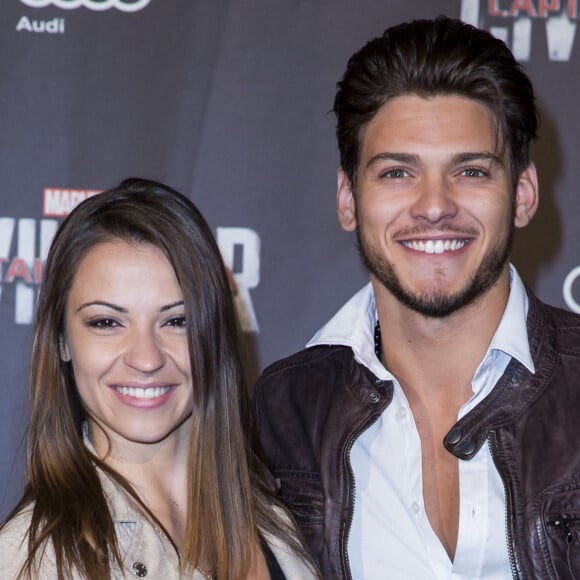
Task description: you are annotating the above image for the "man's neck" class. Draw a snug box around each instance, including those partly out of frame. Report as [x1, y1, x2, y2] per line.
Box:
[372, 271, 511, 560]
[372, 272, 510, 406]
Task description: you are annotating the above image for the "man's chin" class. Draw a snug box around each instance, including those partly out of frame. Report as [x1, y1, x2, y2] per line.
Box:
[398, 292, 469, 318]
[386, 275, 501, 318]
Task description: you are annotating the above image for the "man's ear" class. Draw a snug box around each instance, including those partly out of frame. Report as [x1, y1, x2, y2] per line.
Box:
[337, 168, 356, 232]
[514, 162, 539, 228]
[60, 336, 71, 362]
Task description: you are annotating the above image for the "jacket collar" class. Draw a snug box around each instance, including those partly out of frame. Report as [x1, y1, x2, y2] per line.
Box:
[445, 290, 557, 459]
[82, 425, 148, 559]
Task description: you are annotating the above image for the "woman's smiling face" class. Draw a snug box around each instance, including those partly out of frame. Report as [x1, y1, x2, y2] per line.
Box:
[62, 239, 193, 454]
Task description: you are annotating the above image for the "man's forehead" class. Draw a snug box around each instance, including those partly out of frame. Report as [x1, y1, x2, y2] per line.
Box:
[359, 94, 504, 161]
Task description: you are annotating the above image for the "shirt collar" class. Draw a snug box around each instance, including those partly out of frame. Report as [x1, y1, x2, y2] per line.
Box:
[307, 264, 534, 377]
[478, 264, 535, 374]
[307, 282, 389, 380]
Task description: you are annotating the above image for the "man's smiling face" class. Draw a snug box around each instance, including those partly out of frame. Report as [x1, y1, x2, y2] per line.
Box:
[337, 94, 534, 318]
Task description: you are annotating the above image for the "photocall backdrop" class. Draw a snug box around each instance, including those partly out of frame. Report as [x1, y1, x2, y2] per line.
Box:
[1, 0, 579, 515]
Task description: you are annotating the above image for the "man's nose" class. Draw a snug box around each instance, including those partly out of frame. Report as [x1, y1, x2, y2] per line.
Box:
[410, 174, 458, 224]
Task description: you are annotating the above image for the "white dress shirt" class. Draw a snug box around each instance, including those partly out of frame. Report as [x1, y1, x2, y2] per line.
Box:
[307, 265, 535, 579]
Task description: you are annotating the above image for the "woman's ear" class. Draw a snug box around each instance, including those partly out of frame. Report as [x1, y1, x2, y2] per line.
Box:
[60, 336, 71, 362]
[514, 162, 539, 228]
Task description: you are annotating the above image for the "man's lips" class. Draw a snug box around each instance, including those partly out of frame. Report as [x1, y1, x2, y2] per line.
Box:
[400, 238, 472, 254]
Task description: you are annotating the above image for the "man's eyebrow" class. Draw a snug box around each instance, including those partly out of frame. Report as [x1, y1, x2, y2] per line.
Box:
[365, 152, 421, 169]
[365, 151, 505, 170]
[451, 152, 505, 166]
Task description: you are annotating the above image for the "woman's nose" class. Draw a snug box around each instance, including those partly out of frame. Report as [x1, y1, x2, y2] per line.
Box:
[123, 328, 166, 373]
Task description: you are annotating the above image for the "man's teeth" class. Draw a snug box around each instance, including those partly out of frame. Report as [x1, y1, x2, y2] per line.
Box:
[403, 239, 467, 254]
[115, 386, 171, 399]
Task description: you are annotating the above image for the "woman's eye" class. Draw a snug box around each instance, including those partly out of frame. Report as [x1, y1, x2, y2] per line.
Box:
[88, 318, 119, 329]
[165, 316, 187, 328]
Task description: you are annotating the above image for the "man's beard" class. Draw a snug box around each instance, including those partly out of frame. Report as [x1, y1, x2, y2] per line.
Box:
[356, 224, 514, 318]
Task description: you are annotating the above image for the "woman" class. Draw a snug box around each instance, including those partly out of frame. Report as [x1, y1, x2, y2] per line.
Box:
[0, 178, 318, 580]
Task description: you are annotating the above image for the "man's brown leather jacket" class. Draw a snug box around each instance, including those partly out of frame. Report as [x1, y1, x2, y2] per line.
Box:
[254, 292, 580, 579]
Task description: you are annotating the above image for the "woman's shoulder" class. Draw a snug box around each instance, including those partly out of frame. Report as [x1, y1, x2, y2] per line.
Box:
[0, 505, 34, 544]
[0, 506, 36, 577]
[262, 532, 318, 580]
[0, 505, 63, 579]
[261, 505, 319, 580]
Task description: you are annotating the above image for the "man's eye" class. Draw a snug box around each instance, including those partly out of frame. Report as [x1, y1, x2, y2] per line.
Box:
[381, 168, 408, 178]
[165, 316, 187, 328]
[461, 167, 487, 178]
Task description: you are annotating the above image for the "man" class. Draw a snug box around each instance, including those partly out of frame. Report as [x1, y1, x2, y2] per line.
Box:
[253, 16, 580, 580]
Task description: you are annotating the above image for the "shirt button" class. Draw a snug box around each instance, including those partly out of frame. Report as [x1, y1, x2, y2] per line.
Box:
[411, 502, 420, 514]
[132, 562, 147, 577]
[397, 407, 407, 419]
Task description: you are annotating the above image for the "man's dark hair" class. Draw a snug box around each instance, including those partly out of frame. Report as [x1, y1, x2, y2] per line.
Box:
[333, 16, 538, 190]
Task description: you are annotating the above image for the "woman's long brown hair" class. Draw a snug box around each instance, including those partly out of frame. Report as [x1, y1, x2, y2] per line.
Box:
[0, 179, 316, 579]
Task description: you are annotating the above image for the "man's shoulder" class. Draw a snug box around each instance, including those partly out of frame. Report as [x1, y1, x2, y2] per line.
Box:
[254, 343, 387, 421]
[254, 345, 362, 413]
[533, 295, 580, 354]
[549, 305, 580, 360]
[544, 300, 580, 325]
[256, 344, 353, 392]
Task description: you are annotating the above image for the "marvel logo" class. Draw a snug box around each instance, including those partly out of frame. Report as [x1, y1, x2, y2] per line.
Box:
[43, 189, 101, 217]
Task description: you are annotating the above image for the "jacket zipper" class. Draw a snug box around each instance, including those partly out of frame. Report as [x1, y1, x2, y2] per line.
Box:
[341, 407, 384, 580]
[488, 432, 518, 580]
